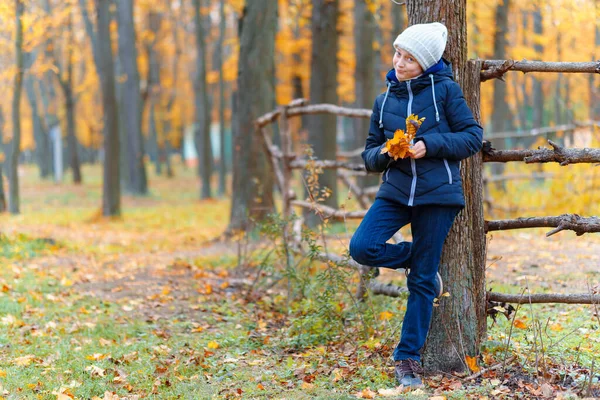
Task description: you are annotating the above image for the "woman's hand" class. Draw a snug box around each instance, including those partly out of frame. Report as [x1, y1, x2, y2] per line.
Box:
[409, 141, 426, 159]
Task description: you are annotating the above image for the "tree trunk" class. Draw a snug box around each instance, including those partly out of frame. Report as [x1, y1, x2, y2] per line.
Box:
[95, 0, 121, 216]
[489, 0, 510, 187]
[353, 0, 378, 189]
[407, 0, 486, 373]
[25, 76, 51, 179]
[117, 0, 148, 195]
[305, 0, 339, 226]
[228, 1, 277, 232]
[217, 0, 227, 196]
[9, 0, 25, 215]
[64, 11, 82, 184]
[0, 108, 6, 212]
[145, 10, 163, 176]
[193, 0, 213, 199]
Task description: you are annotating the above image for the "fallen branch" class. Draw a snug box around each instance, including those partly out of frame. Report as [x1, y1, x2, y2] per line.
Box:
[290, 200, 367, 220]
[465, 356, 517, 381]
[483, 140, 600, 165]
[290, 159, 369, 172]
[485, 214, 600, 236]
[487, 291, 600, 305]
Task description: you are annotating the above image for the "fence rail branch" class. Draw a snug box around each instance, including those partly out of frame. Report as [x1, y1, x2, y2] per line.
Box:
[290, 159, 370, 172]
[483, 140, 600, 165]
[485, 214, 600, 236]
[481, 60, 600, 82]
[291, 200, 367, 220]
[487, 291, 600, 305]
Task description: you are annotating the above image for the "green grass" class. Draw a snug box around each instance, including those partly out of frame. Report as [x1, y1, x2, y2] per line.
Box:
[0, 163, 598, 399]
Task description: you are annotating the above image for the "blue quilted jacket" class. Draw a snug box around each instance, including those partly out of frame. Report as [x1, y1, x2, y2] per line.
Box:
[362, 59, 483, 207]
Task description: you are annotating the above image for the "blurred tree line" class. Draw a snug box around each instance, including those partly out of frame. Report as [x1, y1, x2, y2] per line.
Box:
[0, 0, 598, 228]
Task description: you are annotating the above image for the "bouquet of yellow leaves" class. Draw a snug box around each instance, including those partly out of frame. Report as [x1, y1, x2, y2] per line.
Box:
[380, 115, 426, 160]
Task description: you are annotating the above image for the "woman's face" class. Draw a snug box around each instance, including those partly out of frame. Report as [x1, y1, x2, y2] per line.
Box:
[393, 48, 423, 81]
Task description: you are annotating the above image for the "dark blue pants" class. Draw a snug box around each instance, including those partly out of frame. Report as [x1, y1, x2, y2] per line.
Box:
[349, 198, 460, 362]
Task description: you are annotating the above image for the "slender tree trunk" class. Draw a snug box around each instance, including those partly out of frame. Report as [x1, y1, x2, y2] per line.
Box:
[0, 108, 6, 212]
[228, 1, 277, 231]
[407, 0, 486, 373]
[9, 0, 25, 215]
[305, 0, 339, 226]
[95, 0, 120, 216]
[193, 0, 213, 199]
[25, 76, 51, 179]
[217, 0, 227, 196]
[591, 0, 600, 121]
[353, 0, 378, 188]
[489, 0, 510, 187]
[64, 11, 82, 184]
[117, 0, 147, 195]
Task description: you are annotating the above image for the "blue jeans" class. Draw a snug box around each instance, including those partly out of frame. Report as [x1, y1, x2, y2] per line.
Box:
[349, 198, 460, 362]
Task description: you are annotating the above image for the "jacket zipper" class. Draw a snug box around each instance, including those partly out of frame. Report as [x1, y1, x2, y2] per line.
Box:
[407, 80, 417, 207]
[443, 158, 452, 184]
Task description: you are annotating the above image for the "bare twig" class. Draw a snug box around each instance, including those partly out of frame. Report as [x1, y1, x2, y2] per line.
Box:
[466, 355, 517, 381]
[488, 291, 600, 305]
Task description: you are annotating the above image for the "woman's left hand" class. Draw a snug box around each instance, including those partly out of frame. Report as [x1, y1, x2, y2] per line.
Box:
[410, 141, 426, 159]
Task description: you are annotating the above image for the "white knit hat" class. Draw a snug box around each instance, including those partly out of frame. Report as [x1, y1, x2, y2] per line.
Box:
[393, 22, 448, 71]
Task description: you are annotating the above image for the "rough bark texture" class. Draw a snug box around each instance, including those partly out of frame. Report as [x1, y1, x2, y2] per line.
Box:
[193, 0, 213, 199]
[9, 0, 24, 214]
[117, 0, 148, 195]
[489, 0, 510, 186]
[228, 1, 277, 232]
[305, 0, 339, 226]
[95, 0, 121, 216]
[407, 0, 486, 373]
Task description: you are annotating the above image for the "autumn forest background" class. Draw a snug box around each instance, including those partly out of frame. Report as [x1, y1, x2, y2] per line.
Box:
[0, 0, 599, 399]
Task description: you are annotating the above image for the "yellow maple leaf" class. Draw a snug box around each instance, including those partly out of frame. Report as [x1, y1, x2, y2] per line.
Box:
[379, 311, 393, 321]
[513, 319, 528, 329]
[465, 355, 480, 373]
[207, 341, 219, 349]
[380, 114, 425, 160]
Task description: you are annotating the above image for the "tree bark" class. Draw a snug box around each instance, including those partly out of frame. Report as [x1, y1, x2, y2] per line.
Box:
[8, 0, 25, 214]
[193, 0, 213, 199]
[407, 0, 486, 373]
[305, 0, 339, 226]
[95, 0, 121, 216]
[117, 0, 148, 195]
[228, 1, 277, 232]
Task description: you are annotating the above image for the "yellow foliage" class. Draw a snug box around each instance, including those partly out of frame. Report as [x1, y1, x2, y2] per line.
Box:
[380, 115, 425, 160]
